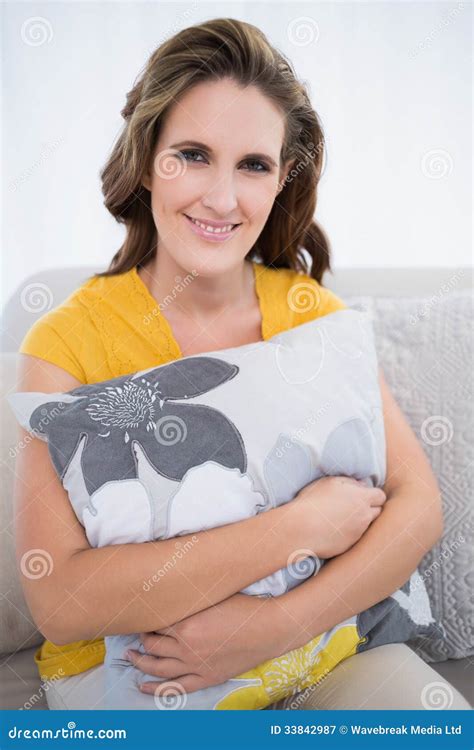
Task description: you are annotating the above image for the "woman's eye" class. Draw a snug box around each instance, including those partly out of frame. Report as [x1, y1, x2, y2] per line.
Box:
[242, 159, 270, 173]
[177, 149, 205, 163]
[177, 150, 269, 173]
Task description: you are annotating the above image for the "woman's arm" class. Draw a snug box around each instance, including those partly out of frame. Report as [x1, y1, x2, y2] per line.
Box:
[130, 368, 444, 694]
[15, 453, 310, 646]
[14, 355, 324, 645]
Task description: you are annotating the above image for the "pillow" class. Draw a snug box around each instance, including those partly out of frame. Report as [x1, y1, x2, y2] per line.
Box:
[8, 309, 442, 710]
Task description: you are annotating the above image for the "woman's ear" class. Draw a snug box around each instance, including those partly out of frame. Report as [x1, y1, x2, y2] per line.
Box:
[141, 169, 152, 191]
[141, 152, 154, 191]
[277, 158, 295, 193]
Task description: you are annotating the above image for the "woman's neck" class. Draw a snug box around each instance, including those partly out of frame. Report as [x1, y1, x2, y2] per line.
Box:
[138, 252, 256, 322]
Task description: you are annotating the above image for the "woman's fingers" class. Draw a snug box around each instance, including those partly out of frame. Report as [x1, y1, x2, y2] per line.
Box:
[153, 625, 179, 637]
[126, 651, 188, 678]
[139, 632, 179, 657]
[337, 477, 387, 505]
[368, 488, 387, 507]
[370, 505, 382, 520]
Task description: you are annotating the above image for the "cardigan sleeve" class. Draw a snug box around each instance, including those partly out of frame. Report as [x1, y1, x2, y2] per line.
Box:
[19, 307, 87, 383]
[285, 271, 348, 327]
[315, 283, 348, 316]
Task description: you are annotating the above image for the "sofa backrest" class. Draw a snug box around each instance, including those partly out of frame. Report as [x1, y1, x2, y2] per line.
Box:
[1, 266, 472, 353]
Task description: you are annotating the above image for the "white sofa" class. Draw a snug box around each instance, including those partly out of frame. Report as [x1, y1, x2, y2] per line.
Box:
[1, 265, 472, 710]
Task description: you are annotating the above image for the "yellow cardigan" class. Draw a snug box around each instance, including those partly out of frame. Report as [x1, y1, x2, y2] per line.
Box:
[19, 261, 347, 682]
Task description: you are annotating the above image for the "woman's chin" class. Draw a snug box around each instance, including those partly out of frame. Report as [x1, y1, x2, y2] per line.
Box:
[175, 248, 245, 277]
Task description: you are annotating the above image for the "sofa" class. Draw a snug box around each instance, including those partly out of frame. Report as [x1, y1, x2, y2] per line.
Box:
[1, 265, 472, 710]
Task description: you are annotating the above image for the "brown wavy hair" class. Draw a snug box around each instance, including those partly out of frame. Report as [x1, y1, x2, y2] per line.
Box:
[96, 17, 334, 283]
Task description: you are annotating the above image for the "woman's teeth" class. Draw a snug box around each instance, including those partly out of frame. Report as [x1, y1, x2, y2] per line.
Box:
[188, 217, 235, 234]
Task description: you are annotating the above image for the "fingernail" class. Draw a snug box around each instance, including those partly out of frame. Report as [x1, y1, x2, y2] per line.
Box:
[125, 650, 133, 660]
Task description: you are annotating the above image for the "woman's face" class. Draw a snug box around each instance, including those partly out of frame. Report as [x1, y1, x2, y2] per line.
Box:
[142, 77, 293, 278]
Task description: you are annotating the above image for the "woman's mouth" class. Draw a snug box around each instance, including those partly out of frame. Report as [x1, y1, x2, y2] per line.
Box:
[183, 214, 241, 242]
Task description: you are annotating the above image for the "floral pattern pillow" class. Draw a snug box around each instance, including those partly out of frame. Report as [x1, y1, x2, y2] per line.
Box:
[8, 309, 442, 710]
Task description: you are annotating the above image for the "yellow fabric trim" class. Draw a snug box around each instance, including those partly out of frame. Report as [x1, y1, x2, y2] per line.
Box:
[35, 638, 106, 681]
[215, 625, 363, 710]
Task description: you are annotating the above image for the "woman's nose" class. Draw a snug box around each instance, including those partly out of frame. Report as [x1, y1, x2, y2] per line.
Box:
[201, 171, 239, 216]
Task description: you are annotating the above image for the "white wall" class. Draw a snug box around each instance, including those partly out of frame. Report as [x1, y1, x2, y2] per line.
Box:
[2, 1, 471, 306]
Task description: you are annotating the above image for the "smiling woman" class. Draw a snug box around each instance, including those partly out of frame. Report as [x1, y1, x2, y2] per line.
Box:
[133, 75, 298, 297]
[14, 16, 468, 712]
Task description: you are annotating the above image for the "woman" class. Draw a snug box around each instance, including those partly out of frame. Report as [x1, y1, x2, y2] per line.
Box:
[14, 18, 469, 710]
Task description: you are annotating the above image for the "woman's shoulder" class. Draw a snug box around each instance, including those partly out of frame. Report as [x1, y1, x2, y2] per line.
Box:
[255, 262, 348, 330]
[18, 269, 136, 381]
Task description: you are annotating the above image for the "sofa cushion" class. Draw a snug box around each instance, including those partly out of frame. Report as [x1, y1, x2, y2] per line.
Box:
[0, 354, 44, 656]
[348, 291, 473, 661]
[0, 646, 48, 709]
[0, 646, 471, 710]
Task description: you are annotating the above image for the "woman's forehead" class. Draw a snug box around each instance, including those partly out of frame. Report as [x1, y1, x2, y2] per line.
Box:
[159, 79, 286, 153]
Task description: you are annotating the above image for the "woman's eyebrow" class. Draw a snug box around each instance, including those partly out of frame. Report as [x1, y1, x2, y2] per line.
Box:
[169, 140, 278, 168]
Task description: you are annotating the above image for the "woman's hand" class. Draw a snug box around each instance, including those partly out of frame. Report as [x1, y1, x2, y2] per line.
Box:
[125, 478, 386, 694]
[293, 476, 387, 558]
[125, 593, 291, 695]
